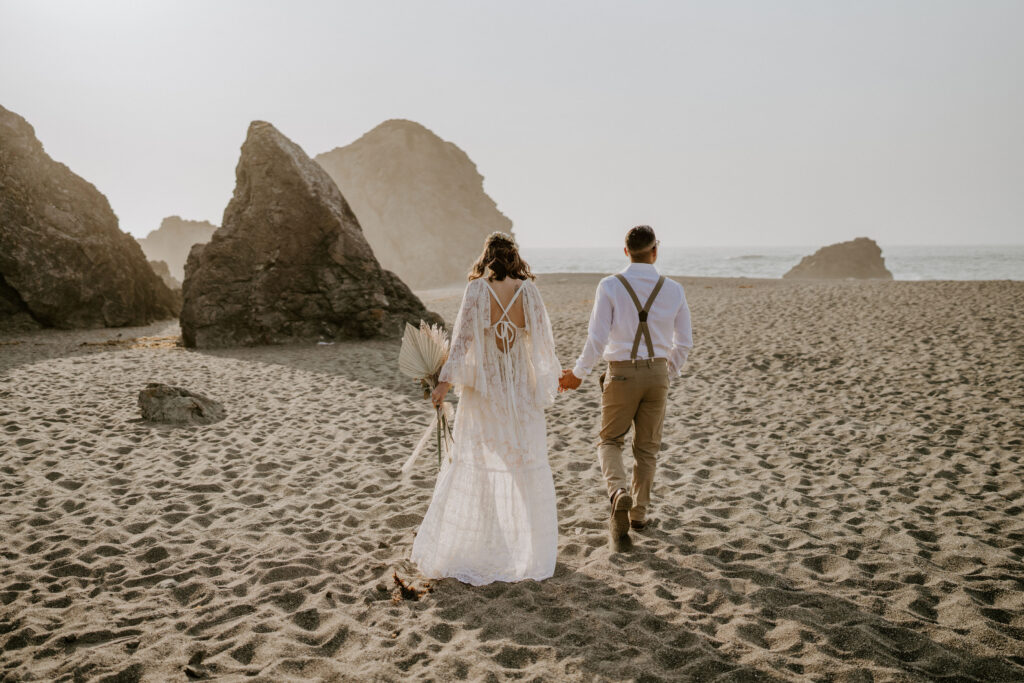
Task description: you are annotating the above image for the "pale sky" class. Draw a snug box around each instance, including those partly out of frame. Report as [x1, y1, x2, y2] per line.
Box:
[1, 0, 1021, 247]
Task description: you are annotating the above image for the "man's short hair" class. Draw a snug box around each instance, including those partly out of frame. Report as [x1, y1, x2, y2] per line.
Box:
[626, 225, 657, 253]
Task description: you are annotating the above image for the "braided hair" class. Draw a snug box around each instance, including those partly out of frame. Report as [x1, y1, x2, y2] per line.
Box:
[467, 232, 536, 282]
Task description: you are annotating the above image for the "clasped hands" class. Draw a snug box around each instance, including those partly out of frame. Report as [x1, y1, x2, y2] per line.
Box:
[557, 369, 582, 393]
[433, 371, 580, 403]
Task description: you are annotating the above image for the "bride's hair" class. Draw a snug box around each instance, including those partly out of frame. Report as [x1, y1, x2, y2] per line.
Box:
[468, 232, 535, 282]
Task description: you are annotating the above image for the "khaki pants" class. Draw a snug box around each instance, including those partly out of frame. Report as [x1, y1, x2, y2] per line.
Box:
[598, 358, 670, 523]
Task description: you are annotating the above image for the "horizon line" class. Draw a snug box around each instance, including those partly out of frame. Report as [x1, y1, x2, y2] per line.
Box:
[518, 242, 1024, 250]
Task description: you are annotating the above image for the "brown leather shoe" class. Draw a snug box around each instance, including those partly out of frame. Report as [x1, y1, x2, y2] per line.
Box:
[630, 519, 647, 531]
[609, 488, 632, 539]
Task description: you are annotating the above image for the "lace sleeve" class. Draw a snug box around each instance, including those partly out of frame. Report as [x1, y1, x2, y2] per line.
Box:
[439, 280, 487, 395]
[523, 280, 561, 408]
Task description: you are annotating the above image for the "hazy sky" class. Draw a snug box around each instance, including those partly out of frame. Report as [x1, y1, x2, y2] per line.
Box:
[1, 0, 1021, 247]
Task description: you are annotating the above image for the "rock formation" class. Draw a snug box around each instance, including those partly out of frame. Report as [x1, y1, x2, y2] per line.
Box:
[0, 273, 38, 330]
[137, 216, 217, 282]
[0, 104, 180, 329]
[138, 383, 225, 425]
[148, 260, 181, 290]
[783, 238, 894, 280]
[180, 121, 442, 348]
[315, 119, 513, 288]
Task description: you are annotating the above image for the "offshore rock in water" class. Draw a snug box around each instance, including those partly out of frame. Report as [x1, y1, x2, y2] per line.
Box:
[783, 237, 894, 280]
[315, 119, 513, 288]
[138, 383, 226, 425]
[179, 120, 441, 348]
[0, 104, 180, 329]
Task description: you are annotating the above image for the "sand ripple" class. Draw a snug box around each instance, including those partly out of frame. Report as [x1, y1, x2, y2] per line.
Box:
[1, 277, 1022, 681]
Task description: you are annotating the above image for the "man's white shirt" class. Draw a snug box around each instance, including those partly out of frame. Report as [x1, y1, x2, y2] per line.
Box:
[571, 262, 693, 379]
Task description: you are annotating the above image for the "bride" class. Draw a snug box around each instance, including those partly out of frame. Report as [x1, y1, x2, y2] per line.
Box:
[411, 232, 562, 585]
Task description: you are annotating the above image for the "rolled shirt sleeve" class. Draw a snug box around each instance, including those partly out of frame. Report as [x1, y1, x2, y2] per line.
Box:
[667, 286, 693, 377]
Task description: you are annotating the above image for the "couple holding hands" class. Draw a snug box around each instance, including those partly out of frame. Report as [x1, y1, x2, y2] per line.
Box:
[412, 225, 693, 586]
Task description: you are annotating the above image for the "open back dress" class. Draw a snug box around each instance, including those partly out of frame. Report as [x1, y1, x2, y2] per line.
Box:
[410, 277, 561, 585]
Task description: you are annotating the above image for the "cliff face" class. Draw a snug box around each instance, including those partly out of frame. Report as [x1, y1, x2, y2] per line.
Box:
[148, 260, 181, 290]
[0, 104, 179, 330]
[315, 120, 513, 288]
[179, 121, 441, 348]
[137, 216, 218, 282]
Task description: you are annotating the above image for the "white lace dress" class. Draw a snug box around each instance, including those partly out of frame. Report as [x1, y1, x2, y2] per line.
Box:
[410, 278, 561, 585]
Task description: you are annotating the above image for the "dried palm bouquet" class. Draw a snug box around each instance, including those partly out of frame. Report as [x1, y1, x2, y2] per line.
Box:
[398, 321, 454, 472]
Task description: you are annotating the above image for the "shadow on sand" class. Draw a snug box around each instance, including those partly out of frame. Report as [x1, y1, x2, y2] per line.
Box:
[398, 528, 1023, 681]
[623, 523, 1024, 681]
[417, 563, 787, 682]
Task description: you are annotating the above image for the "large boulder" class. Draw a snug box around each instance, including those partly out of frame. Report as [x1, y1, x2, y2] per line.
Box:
[315, 119, 513, 288]
[137, 216, 217, 282]
[783, 238, 894, 280]
[0, 104, 180, 329]
[180, 121, 442, 348]
[0, 273, 38, 330]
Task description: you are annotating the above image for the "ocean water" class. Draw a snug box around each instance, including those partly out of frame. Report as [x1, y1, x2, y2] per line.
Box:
[519, 245, 1024, 281]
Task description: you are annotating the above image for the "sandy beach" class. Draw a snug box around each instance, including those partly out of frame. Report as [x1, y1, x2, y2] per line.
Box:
[1, 274, 1022, 682]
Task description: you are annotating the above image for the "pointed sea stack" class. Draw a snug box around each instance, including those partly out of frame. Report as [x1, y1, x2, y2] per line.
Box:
[315, 119, 513, 288]
[180, 121, 442, 348]
[783, 238, 894, 280]
[0, 104, 180, 329]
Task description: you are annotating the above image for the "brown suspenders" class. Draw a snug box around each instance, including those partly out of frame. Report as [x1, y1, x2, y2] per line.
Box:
[614, 274, 666, 360]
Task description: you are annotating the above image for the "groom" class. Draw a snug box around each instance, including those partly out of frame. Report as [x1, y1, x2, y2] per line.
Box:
[559, 226, 693, 542]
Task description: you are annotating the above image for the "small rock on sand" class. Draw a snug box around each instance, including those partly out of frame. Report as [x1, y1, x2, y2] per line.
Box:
[138, 383, 225, 425]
